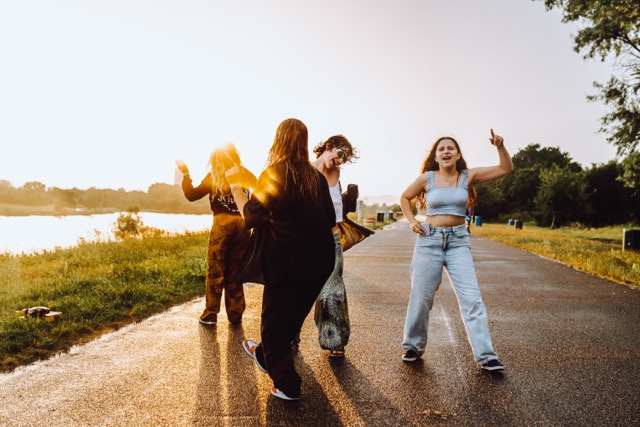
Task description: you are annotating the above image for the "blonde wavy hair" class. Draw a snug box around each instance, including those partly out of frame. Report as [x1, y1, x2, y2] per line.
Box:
[206, 142, 242, 195]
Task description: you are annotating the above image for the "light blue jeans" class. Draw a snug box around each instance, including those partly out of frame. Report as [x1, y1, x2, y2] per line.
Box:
[402, 223, 499, 364]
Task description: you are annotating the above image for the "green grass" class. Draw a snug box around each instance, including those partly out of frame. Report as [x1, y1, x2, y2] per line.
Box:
[0, 231, 208, 372]
[472, 223, 640, 288]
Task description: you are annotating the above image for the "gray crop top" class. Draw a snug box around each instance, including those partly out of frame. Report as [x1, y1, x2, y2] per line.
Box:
[425, 169, 469, 217]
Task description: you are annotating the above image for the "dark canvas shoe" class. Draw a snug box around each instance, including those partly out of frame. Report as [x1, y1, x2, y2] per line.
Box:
[481, 359, 505, 371]
[199, 314, 217, 325]
[329, 349, 345, 358]
[242, 340, 267, 373]
[271, 387, 300, 401]
[402, 349, 420, 362]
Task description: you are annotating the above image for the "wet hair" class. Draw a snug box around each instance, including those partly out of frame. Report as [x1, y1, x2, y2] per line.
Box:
[414, 136, 476, 210]
[312, 134, 359, 164]
[207, 142, 242, 195]
[266, 118, 321, 201]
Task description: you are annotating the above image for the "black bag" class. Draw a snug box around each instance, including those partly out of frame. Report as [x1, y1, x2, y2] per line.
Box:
[342, 183, 358, 214]
[240, 226, 267, 284]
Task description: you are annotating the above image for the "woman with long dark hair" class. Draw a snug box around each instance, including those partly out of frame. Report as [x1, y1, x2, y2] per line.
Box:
[399, 130, 513, 371]
[226, 118, 336, 400]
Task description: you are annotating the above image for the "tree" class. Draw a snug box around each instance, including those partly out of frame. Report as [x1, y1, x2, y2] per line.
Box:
[20, 181, 50, 206]
[619, 150, 640, 192]
[583, 161, 630, 225]
[539, 0, 640, 156]
[619, 151, 640, 222]
[511, 143, 582, 170]
[499, 144, 581, 218]
[534, 165, 589, 228]
[474, 183, 507, 220]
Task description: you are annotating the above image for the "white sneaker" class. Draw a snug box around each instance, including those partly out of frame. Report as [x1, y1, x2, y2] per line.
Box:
[242, 339, 267, 373]
[271, 387, 300, 401]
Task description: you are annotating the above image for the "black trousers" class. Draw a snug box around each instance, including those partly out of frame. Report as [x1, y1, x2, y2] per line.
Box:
[254, 275, 326, 397]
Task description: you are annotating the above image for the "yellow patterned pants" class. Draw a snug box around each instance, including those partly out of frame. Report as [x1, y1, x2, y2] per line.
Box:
[201, 213, 249, 323]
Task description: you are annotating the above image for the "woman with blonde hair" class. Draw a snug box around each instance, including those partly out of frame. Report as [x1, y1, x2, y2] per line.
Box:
[175, 142, 256, 325]
[400, 130, 513, 371]
[226, 118, 336, 400]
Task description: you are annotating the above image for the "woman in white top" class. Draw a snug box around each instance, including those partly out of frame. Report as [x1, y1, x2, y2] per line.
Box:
[309, 135, 358, 357]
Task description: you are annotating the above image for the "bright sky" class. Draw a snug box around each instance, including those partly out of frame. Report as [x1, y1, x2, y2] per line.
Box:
[0, 0, 617, 200]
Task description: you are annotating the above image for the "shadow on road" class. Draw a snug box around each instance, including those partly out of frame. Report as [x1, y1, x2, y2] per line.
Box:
[192, 323, 260, 425]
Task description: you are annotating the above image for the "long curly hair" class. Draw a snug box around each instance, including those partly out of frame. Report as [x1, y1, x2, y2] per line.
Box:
[266, 118, 321, 201]
[207, 142, 242, 196]
[414, 136, 476, 211]
[312, 134, 359, 164]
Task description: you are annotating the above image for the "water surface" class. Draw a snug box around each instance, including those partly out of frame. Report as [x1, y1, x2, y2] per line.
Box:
[0, 213, 211, 255]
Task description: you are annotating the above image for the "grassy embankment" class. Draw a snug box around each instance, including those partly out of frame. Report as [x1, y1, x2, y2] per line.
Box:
[0, 211, 386, 373]
[0, 231, 208, 372]
[472, 223, 640, 288]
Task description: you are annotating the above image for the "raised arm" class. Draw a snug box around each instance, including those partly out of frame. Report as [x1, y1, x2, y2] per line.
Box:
[400, 174, 428, 236]
[468, 129, 514, 186]
[175, 159, 211, 201]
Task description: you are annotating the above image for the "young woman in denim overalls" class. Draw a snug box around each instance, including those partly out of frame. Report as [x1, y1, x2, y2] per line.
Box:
[399, 130, 514, 371]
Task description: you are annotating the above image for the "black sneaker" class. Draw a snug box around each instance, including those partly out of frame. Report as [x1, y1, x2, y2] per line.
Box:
[402, 349, 420, 362]
[481, 359, 505, 371]
[198, 316, 217, 325]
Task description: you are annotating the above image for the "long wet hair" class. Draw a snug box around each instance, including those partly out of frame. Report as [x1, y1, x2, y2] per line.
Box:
[414, 136, 476, 211]
[312, 134, 359, 163]
[207, 142, 242, 196]
[266, 118, 321, 201]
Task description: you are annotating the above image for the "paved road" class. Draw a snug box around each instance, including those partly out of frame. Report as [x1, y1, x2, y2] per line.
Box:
[1, 221, 639, 426]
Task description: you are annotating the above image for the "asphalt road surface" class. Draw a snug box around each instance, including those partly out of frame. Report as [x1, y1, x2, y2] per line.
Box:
[1, 220, 639, 426]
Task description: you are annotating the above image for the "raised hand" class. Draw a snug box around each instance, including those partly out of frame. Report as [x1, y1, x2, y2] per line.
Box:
[175, 159, 190, 175]
[489, 129, 504, 147]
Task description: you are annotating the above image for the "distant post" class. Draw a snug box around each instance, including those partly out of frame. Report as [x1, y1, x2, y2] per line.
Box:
[623, 229, 640, 251]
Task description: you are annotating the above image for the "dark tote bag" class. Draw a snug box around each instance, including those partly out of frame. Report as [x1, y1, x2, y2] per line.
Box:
[240, 225, 268, 285]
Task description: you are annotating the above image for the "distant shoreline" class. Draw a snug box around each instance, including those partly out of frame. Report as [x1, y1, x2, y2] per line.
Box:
[0, 203, 204, 217]
[0, 197, 400, 217]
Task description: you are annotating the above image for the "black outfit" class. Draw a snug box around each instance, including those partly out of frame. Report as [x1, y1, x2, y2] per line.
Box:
[181, 173, 248, 215]
[180, 170, 255, 323]
[243, 163, 336, 397]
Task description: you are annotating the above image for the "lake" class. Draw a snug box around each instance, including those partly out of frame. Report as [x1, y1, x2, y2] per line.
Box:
[0, 213, 212, 255]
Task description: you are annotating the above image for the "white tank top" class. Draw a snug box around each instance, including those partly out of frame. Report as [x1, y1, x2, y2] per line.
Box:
[328, 182, 344, 223]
